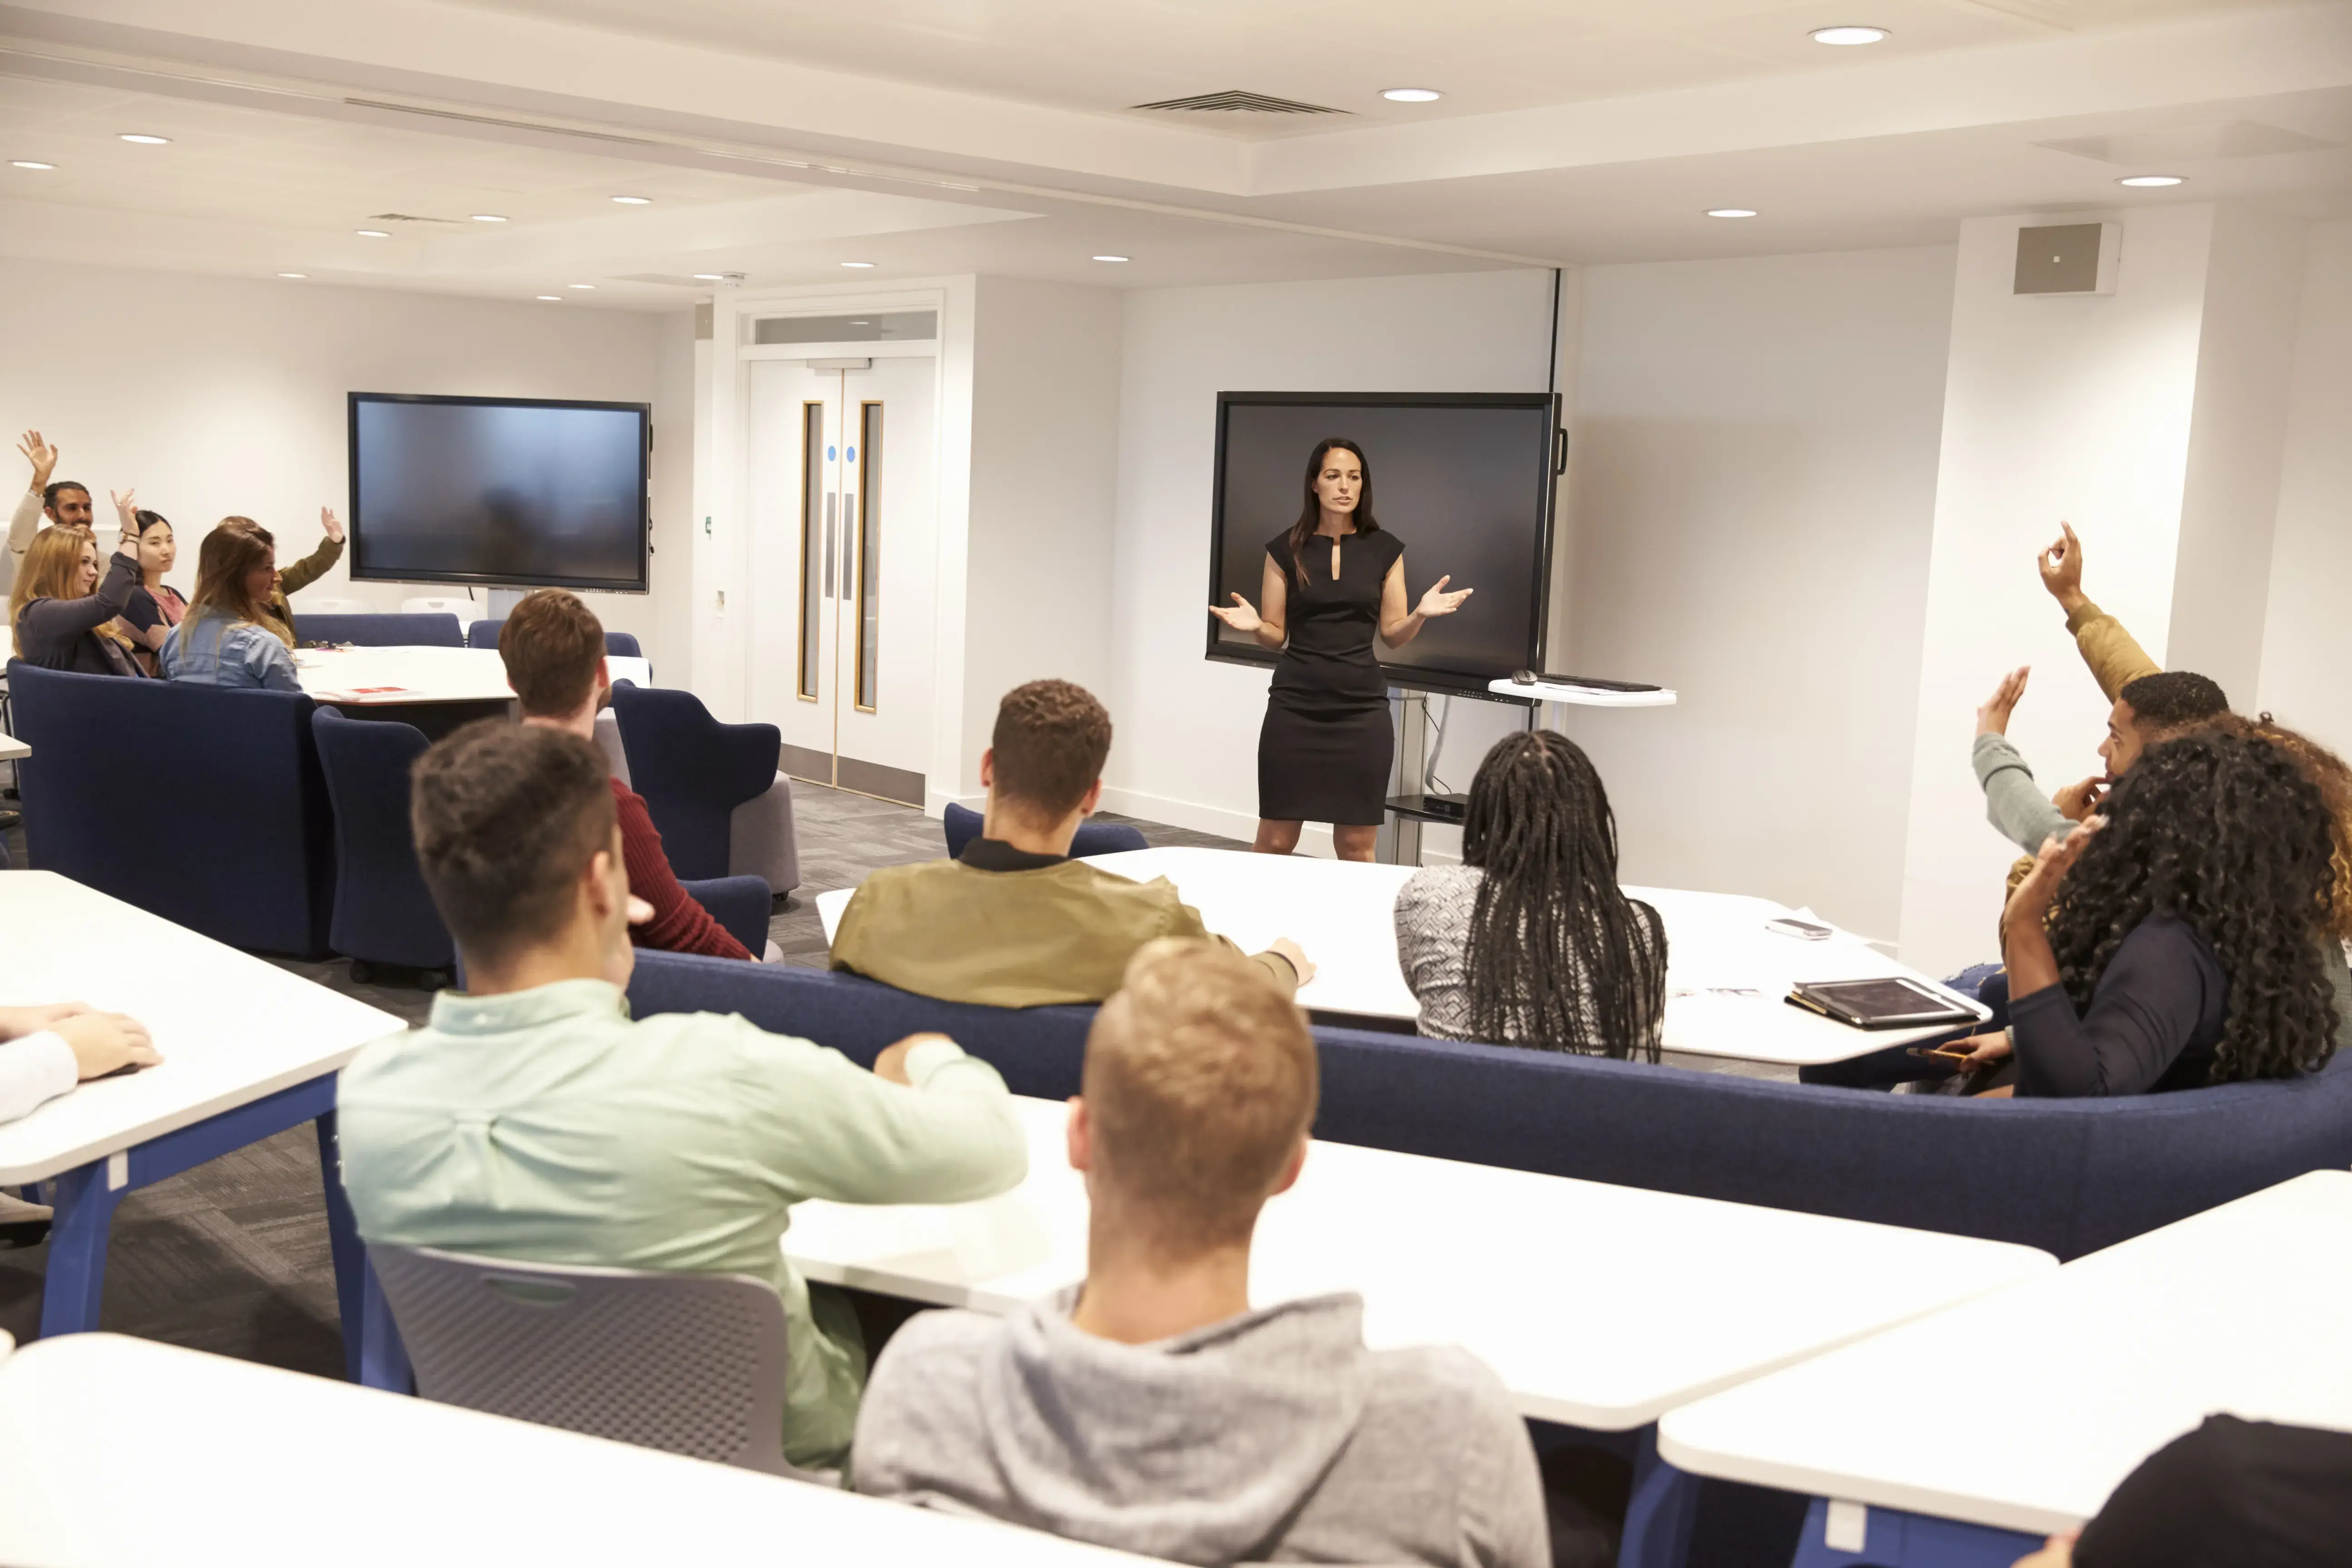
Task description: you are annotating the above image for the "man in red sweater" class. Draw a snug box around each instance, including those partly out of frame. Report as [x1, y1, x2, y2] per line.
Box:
[499, 589, 759, 962]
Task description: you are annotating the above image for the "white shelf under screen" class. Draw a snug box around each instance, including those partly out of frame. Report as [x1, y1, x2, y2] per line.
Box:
[1489, 677, 1677, 708]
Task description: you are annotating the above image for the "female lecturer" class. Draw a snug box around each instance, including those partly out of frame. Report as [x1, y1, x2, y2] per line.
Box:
[1210, 437, 1473, 861]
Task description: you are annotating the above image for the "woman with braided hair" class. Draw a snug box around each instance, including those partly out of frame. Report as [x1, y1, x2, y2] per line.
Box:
[1967, 730, 2341, 1097]
[1392, 730, 1667, 1058]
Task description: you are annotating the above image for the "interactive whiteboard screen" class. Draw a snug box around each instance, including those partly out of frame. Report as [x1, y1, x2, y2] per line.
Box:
[348, 393, 650, 591]
[1207, 392, 1558, 696]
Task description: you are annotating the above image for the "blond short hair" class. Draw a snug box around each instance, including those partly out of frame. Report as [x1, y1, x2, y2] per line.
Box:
[1082, 939, 1318, 1252]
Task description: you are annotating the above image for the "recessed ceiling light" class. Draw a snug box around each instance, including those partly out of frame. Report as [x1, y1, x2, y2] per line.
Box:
[1705, 208, 1759, 218]
[1381, 88, 1442, 103]
[567, 282, 596, 289]
[1092, 254, 1130, 263]
[1810, 25, 1888, 45]
[611, 195, 651, 205]
[840, 260, 875, 268]
[536, 294, 562, 301]
[470, 213, 509, 223]
[354, 228, 390, 238]
[11, 160, 55, 170]
[277, 272, 308, 279]
[2117, 174, 2185, 187]
[692, 273, 726, 281]
[118, 133, 171, 145]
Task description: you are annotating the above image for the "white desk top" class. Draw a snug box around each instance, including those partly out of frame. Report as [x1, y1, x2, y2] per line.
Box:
[1488, 676, 1677, 708]
[0, 1334, 1163, 1568]
[0, 729, 26, 762]
[817, 846, 1982, 1064]
[1658, 1171, 2352, 1536]
[294, 644, 651, 705]
[0, 872, 405, 1183]
[785, 1097, 2051, 1431]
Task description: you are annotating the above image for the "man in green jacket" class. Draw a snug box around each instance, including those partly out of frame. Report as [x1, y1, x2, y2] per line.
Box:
[337, 720, 1028, 1470]
[831, 679, 1312, 1008]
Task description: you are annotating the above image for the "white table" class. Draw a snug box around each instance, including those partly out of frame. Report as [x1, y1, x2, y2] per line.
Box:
[0, 729, 26, 762]
[786, 1095, 2049, 1566]
[1488, 675, 1678, 710]
[817, 846, 1984, 1064]
[294, 644, 650, 704]
[1658, 1171, 2352, 1563]
[0, 871, 404, 1354]
[0, 1334, 1164, 1568]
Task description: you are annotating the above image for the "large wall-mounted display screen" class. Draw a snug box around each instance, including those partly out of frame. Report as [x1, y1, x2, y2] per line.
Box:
[348, 393, 650, 591]
[1206, 391, 1561, 696]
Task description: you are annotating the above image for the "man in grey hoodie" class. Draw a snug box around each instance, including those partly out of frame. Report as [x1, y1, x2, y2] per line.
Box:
[850, 938, 1548, 1568]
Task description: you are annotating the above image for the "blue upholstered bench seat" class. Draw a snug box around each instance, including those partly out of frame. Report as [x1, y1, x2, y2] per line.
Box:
[626, 950, 2352, 1262]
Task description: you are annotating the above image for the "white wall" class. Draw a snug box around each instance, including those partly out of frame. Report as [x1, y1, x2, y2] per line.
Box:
[948, 277, 1125, 803]
[1106, 268, 1558, 847]
[2255, 218, 2352, 756]
[1567, 245, 1959, 941]
[0, 257, 689, 671]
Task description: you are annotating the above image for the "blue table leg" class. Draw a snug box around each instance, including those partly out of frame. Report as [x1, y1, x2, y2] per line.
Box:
[38, 1158, 127, 1339]
[357, 1251, 414, 1394]
[1790, 1495, 2047, 1567]
[315, 1109, 368, 1383]
[1617, 1426, 1702, 1568]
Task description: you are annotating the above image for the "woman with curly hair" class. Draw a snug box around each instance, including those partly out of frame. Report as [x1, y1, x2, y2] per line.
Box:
[1971, 730, 2340, 1097]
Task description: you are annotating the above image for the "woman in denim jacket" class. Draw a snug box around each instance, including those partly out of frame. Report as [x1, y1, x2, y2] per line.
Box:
[160, 517, 301, 692]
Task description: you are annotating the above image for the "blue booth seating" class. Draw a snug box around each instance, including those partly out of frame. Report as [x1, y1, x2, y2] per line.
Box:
[299, 612, 465, 648]
[608, 684, 778, 882]
[624, 951, 2352, 1262]
[941, 800, 1147, 860]
[311, 710, 454, 975]
[10, 661, 338, 957]
[465, 619, 643, 662]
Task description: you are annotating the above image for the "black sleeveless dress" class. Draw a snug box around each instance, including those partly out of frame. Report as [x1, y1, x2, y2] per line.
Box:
[1258, 526, 1404, 826]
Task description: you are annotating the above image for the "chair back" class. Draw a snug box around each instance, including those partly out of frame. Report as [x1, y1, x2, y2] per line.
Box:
[367, 1243, 808, 1478]
[608, 685, 779, 881]
[465, 618, 500, 649]
[8, 661, 337, 956]
[468, 618, 640, 663]
[941, 800, 1143, 859]
[602, 631, 643, 659]
[299, 598, 372, 615]
[299, 612, 464, 648]
[311, 710, 454, 970]
[400, 596, 474, 616]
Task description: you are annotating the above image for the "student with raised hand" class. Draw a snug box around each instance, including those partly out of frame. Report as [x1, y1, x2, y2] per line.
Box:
[1395, 730, 1666, 1058]
[1952, 730, 2342, 1097]
[498, 586, 759, 962]
[832, 679, 1311, 1006]
[253, 505, 345, 645]
[107, 490, 186, 674]
[159, 518, 302, 691]
[853, 938, 1548, 1568]
[5, 430, 92, 598]
[0, 1003, 161, 1124]
[337, 720, 1027, 1471]
[7, 524, 155, 676]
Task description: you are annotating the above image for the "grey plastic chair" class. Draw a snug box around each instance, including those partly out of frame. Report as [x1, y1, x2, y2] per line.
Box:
[366, 1243, 833, 1483]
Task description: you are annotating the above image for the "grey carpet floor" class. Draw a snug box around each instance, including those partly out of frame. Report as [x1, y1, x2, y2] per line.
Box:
[0, 780, 1787, 1375]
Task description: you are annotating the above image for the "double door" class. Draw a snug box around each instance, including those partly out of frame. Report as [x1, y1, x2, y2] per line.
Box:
[747, 357, 936, 804]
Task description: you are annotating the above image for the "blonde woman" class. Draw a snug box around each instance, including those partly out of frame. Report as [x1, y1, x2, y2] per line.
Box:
[7, 524, 151, 676]
[158, 518, 301, 691]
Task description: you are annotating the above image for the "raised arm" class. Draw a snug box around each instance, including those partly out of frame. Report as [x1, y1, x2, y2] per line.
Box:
[20, 547, 141, 642]
[276, 513, 345, 597]
[1378, 555, 1471, 648]
[1208, 552, 1289, 651]
[2037, 523, 2160, 701]
[9, 430, 56, 564]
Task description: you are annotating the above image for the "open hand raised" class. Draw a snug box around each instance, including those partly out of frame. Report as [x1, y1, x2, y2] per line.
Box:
[1415, 575, 1473, 618]
[321, 505, 345, 544]
[17, 429, 57, 487]
[1208, 592, 1263, 634]
[2038, 522, 2085, 607]
[1976, 665, 2029, 736]
[111, 488, 139, 530]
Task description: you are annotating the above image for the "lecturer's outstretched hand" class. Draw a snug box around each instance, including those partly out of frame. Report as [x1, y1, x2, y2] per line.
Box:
[1207, 592, 1262, 634]
[1415, 574, 1473, 619]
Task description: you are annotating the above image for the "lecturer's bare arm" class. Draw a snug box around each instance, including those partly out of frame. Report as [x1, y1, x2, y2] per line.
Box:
[1209, 554, 1289, 650]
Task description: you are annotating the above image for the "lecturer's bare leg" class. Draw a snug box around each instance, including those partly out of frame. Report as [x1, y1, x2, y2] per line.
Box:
[1332, 824, 1380, 862]
[1253, 819, 1303, 855]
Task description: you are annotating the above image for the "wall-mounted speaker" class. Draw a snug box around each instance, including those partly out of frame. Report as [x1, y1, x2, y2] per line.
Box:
[2014, 222, 2121, 296]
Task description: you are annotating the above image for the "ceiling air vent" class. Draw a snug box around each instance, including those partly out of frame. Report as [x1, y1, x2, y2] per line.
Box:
[1131, 90, 1348, 116]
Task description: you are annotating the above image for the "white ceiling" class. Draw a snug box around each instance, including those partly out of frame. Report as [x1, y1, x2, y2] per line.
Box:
[0, 0, 2345, 305]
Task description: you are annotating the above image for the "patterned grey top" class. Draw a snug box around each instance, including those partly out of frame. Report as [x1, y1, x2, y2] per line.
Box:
[1392, 863, 1666, 1054]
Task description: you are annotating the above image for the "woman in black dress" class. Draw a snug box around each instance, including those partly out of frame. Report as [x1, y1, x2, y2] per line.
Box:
[1209, 437, 1473, 860]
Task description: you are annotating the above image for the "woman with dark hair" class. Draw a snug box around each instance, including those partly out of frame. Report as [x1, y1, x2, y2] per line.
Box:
[107, 490, 186, 674]
[1209, 438, 1474, 861]
[1393, 730, 1668, 1058]
[1962, 730, 2340, 1097]
[158, 518, 302, 691]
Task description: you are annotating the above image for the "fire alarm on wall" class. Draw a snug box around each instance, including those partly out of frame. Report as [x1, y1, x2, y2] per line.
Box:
[2014, 222, 2121, 296]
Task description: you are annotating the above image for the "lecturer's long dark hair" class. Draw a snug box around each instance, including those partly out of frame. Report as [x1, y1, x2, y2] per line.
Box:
[2043, 730, 2338, 1084]
[1286, 438, 1380, 591]
[1460, 730, 1667, 1060]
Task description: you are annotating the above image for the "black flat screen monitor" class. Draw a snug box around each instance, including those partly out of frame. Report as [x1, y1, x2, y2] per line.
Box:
[348, 392, 650, 591]
[1206, 392, 1559, 697]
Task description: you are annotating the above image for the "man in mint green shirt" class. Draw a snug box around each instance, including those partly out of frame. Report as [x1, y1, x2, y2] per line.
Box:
[338, 720, 1028, 1470]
